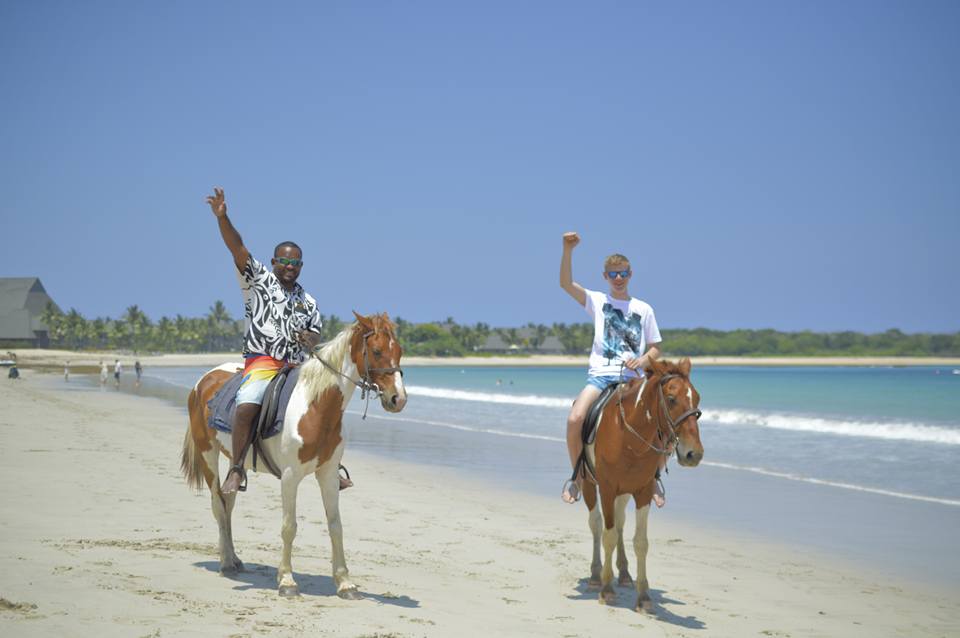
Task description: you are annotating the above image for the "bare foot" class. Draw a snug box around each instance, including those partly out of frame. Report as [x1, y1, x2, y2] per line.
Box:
[561, 479, 581, 504]
[221, 467, 245, 495]
[652, 482, 665, 508]
[339, 475, 353, 490]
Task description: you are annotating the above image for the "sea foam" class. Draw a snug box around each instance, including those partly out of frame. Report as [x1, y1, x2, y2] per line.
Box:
[406, 385, 960, 446]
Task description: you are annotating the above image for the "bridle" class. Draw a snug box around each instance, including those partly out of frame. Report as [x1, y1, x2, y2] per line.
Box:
[313, 326, 404, 419]
[617, 371, 701, 455]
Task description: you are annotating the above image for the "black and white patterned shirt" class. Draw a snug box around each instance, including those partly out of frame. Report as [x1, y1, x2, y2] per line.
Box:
[237, 256, 322, 364]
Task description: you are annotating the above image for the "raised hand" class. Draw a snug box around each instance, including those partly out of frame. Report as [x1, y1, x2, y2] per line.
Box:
[206, 187, 227, 218]
[562, 232, 580, 249]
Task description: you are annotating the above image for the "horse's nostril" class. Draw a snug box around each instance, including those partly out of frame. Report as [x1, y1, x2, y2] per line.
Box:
[391, 395, 398, 406]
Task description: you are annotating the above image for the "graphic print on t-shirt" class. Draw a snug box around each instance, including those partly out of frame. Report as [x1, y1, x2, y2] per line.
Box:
[602, 303, 644, 362]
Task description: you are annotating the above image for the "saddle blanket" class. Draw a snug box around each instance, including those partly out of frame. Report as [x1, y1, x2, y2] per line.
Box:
[206, 367, 302, 439]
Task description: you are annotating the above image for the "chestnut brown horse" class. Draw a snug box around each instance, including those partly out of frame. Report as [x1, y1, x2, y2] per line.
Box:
[181, 312, 406, 598]
[581, 357, 703, 612]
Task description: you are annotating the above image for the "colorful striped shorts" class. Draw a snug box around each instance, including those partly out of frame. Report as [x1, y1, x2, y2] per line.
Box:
[236, 354, 286, 405]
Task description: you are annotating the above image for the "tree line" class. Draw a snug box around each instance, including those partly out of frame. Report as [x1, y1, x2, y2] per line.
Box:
[38, 303, 959, 357]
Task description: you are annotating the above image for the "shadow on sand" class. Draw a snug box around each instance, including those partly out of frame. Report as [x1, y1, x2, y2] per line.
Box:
[194, 560, 420, 608]
[567, 578, 706, 630]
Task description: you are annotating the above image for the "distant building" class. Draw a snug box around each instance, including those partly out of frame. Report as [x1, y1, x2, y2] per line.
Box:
[0, 278, 61, 347]
[479, 333, 510, 353]
[535, 335, 565, 355]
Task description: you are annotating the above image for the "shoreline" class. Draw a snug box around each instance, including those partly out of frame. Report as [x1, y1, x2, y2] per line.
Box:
[1, 371, 957, 636]
[10, 347, 960, 369]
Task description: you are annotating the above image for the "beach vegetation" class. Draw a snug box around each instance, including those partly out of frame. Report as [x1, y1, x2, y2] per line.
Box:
[32, 304, 960, 357]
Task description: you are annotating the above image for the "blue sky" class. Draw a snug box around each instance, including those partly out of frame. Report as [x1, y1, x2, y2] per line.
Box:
[2, 1, 958, 333]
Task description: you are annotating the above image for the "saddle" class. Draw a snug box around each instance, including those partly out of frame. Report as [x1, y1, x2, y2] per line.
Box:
[571, 382, 623, 484]
[207, 366, 303, 478]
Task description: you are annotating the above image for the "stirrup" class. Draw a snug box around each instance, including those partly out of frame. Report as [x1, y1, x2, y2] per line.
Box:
[225, 464, 247, 492]
[338, 464, 352, 491]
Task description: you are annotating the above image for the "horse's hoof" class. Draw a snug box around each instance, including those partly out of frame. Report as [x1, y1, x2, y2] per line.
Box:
[618, 572, 634, 587]
[599, 588, 616, 605]
[338, 587, 362, 600]
[220, 560, 244, 575]
[278, 584, 300, 598]
[635, 593, 654, 613]
[587, 577, 602, 591]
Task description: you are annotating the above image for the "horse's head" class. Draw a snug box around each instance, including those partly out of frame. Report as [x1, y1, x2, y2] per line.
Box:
[351, 311, 407, 413]
[645, 357, 703, 467]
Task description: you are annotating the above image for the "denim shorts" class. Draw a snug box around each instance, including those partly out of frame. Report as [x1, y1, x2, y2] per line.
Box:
[236, 376, 271, 405]
[586, 374, 623, 391]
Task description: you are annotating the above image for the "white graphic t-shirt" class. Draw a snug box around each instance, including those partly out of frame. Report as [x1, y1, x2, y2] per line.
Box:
[237, 256, 323, 364]
[584, 289, 662, 378]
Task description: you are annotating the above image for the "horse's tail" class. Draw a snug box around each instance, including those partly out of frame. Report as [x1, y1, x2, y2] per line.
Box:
[181, 388, 208, 492]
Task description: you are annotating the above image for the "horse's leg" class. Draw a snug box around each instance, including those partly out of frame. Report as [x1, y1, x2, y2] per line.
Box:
[615, 494, 633, 586]
[316, 466, 361, 599]
[204, 446, 243, 573]
[276, 472, 301, 597]
[584, 482, 602, 589]
[633, 503, 654, 613]
[598, 491, 620, 604]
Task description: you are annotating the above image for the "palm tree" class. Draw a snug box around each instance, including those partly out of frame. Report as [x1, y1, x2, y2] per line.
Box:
[122, 305, 151, 353]
[40, 302, 65, 347]
[206, 300, 235, 351]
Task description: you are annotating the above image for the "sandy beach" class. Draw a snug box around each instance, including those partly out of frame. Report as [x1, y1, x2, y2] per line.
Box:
[11, 348, 960, 370]
[1, 370, 957, 637]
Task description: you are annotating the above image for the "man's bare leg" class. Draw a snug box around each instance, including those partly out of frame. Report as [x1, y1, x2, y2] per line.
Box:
[222, 402, 259, 495]
[563, 384, 602, 504]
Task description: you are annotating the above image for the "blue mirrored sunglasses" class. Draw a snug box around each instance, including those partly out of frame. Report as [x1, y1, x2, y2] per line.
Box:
[606, 269, 631, 279]
[275, 257, 303, 267]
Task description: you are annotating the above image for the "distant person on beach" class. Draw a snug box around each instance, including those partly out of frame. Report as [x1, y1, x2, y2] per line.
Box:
[64, 360, 70, 382]
[134, 360, 142, 386]
[114, 359, 122, 389]
[99, 361, 108, 388]
[206, 187, 352, 496]
[559, 231, 664, 505]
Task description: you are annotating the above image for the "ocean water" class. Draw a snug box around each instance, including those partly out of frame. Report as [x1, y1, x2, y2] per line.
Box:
[142, 363, 960, 506]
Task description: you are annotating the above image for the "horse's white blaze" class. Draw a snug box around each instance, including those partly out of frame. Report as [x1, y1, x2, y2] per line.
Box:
[686, 387, 693, 406]
[393, 370, 406, 399]
[645, 410, 652, 421]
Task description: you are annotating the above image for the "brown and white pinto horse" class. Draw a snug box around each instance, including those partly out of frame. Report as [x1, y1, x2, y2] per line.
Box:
[581, 357, 703, 612]
[181, 312, 406, 598]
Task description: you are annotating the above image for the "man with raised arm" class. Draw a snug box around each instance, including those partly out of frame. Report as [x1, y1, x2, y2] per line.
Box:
[206, 187, 331, 495]
[559, 231, 665, 505]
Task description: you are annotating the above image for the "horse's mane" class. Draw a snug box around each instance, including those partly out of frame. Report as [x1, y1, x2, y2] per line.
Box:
[298, 323, 357, 400]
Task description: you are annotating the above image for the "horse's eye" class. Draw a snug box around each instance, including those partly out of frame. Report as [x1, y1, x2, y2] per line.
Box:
[667, 396, 676, 404]
[373, 349, 383, 358]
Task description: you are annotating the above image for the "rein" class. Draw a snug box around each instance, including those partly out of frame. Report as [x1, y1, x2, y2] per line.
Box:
[617, 370, 701, 455]
[312, 327, 404, 419]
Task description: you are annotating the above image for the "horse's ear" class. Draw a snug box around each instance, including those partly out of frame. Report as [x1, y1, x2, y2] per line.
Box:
[679, 357, 691, 378]
[644, 358, 663, 379]
[352, 310, 373, 330]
